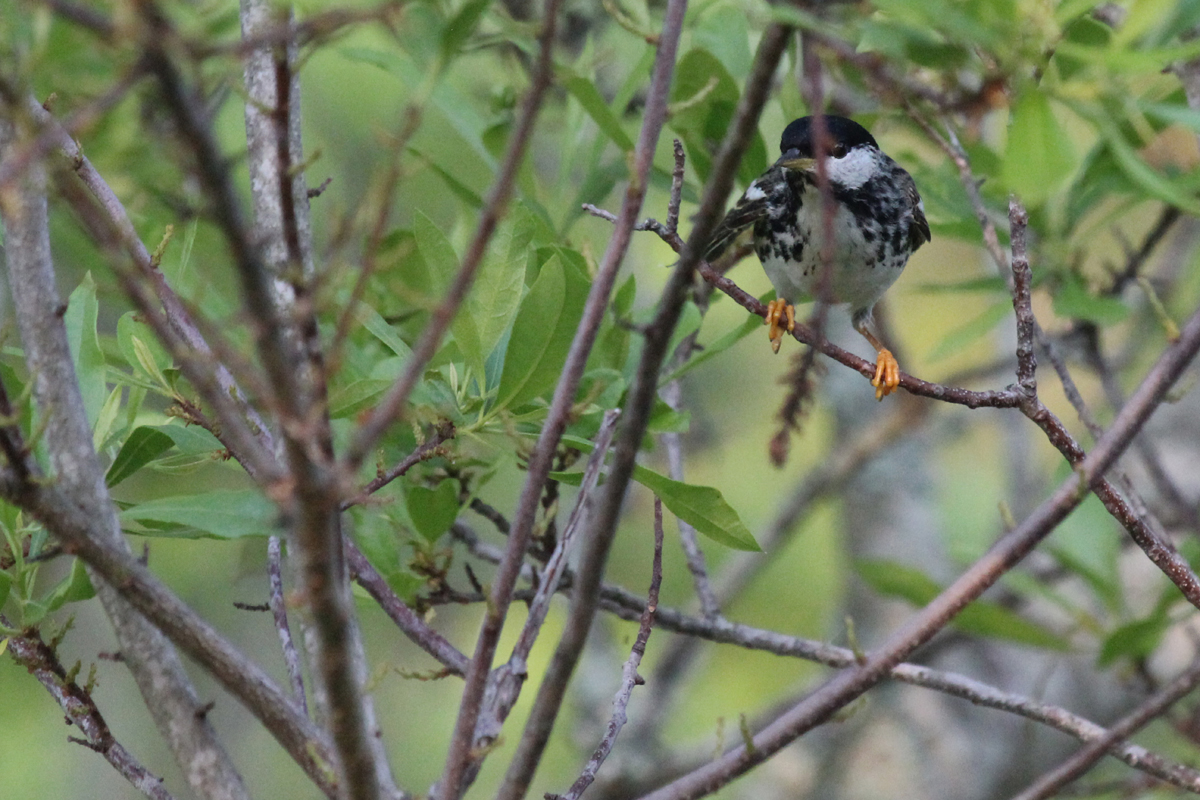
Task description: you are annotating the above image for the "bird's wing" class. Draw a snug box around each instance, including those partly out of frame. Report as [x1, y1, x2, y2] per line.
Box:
[903, 172, 931, 251]
[704, 176, 775, 262]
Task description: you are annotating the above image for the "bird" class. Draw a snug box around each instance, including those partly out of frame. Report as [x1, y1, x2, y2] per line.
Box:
[705, 115, 930, 400]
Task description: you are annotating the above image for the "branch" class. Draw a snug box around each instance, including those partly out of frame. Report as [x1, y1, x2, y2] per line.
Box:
[0, 471, 338, 796]
[596, 592, 1200, 795]
[0, 106, 251, 800]
[267, 535, 307, 712]
[233, 2, 384, 791]
[496, 19, 793, 800]
[420, 2, 566, 795]
[22, 97, 280, 483]
[915, 117, 1200, 610]
[455, 529, 1200, 795]
[342, 422, 455, 510]
[6, 625, 177, 800]
[636, 284, 1200, 800]
[450, 410, 623, 789]
[549, 497, 664, 800]
[1009, 654, 1200, 800]
[345, 540, 470, 676]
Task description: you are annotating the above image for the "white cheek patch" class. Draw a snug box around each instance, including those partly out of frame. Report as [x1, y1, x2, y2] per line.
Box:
[826, 148, 878, 190]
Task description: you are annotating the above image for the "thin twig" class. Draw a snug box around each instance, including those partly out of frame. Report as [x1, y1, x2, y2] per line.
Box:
[453, 528, 1200, 795]
[267, 535, 307, 713]
[341, 422, 455, 510]
[25, 98, 280, 483]
[583, 203, 1026, 410]
[1008, 199, 1037, 397]
[636, 238, 1200, 800]
[919, 116, 1200, 610]
[346, 539, 469, 676]
[1, 106, 253, 800]
[550, 497, 664, 800]
[6, 625, 178, 800]
[0, 471, 338, 795]
[423, 2, 565, 796]
[496, 19, 793, 800]
[1009, 654, 1200, 800]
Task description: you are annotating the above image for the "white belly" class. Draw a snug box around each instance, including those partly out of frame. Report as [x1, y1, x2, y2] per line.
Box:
[756, 194, 907, 314]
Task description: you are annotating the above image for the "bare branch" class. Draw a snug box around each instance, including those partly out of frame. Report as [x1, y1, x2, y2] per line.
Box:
[1009, 654, 1200, 800]
[342, 422, 455, 510]
[496, 19, 793, 800]
[6, 625, 177, 800]
[22, 98, 280, 482]
[1008, 199, 1037, 397]
[0, 471, 338, 795]
[550, 497, 664, 800]
[594, 591, 1200, 795]
[345, 539, 470, 677]
[267, 535, 307, 712]
[0, 107, 252, 800]
[453, 528, 1200, 795]
[637, 295, 1200, 799]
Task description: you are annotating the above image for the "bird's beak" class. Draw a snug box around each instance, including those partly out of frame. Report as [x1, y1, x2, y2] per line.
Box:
[776, 149, 816, 173]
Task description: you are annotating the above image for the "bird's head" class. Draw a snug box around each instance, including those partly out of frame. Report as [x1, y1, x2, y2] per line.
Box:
[775, 115, 883, 190]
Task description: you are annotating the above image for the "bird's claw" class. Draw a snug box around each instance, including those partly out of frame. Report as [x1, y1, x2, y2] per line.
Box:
[765, 299, 795, 354]
[871, 348, 901, 400]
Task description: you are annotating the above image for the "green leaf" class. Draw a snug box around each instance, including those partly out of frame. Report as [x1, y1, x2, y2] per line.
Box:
[41, 558, 95, 614]
[92, 386, 123, 451]
[916, 276, 1009, 294]
[647, 399, 690, 434]
[496, 255, 565, 410]
[465, 211, 531, 377]
[1099, 613, 1170, 667]
[106, 426, 176, 487]
[329, 379, 391, 419]
[494, 255, 588, 411]
[337, 45, 497, 170]
[0, 569, 11, 610]
[1004, 90, 1077, 206]
[121, 490, 277, 539]
[659, 299, 766, 385]
[407, 481, 461, 542]
[117, 312, 171, 379]
[1094, 115, 1200, 216]
[632, 466, 759, 552]
[64, 273, 106, 428]
[669, 49, 768, 185]
[926, 302, 1011, 362]
[556, 433, 757, 551]
[152, 424, 224, 455]
[694, 6, 752, 78]
[357, 305, 415, 362]
[1052, 276, 1129, 325]
[414, 212, 486, 380]
[547, 470, 583, 486]
[440, 0, 492, 60]
[561, 73, 635, 152]
[856, 559, 1069, 651]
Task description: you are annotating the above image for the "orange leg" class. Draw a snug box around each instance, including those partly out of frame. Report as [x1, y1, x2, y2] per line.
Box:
[856, 326, 901, 401]
[765, 299, 796, 354]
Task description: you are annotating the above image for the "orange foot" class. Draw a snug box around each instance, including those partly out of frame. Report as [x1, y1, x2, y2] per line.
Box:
[872, 348, 901, 401]
[765, 299, 796, 354]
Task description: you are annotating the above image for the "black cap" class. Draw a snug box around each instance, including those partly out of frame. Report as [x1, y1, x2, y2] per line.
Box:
[779, 116, 878, 155]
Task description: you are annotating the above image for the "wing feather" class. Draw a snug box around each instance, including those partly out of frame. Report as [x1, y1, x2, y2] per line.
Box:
[704, 181, 773, 262]
[903, 174, 931, 251]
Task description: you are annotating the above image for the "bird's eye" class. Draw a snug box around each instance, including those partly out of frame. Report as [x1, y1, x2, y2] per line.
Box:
[831, 143, 848, 158]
